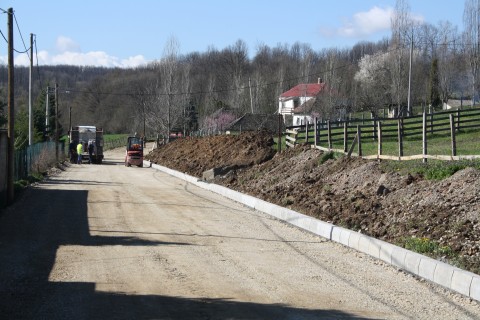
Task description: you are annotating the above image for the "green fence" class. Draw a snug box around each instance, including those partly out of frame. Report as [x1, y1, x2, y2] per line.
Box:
[14, 141, 65, 181]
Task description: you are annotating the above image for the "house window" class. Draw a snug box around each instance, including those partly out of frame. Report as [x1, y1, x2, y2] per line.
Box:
[294, 98, 299, 108]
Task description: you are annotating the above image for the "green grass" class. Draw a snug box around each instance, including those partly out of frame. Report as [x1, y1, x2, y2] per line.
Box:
[380, 158, 480, 180]
[103, 134, 129, 150]
[306, 107, 480, 157]
[104, 134, 129, 142]
[319, 151, 343, 164]
[401, 236, 453, 257]
[309, 123, 480, 157]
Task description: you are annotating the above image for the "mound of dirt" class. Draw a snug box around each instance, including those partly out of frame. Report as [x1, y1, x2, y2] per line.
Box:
[145, 131, 480, 274]
[145, 131, 276, 177]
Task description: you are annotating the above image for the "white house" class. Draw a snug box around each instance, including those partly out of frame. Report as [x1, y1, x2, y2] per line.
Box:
[278, 79, 326, 126]
[443, 99, 473, 110]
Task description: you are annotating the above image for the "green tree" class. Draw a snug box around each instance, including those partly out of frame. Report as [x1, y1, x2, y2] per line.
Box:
[0, 90, 6, 128]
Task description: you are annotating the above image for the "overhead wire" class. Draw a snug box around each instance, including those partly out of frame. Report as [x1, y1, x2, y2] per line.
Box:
[0, 7, 469, 101]
[34, 35, 44, 90]
[0, 8, 32, 56]
[13, 11, 31, 58]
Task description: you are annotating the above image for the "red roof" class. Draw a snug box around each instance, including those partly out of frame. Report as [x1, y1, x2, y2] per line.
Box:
[280, 83, 325, 98]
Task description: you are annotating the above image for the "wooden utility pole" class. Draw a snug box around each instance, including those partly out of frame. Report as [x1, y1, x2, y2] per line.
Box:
[7, 8, 14, 204]
[55, 83, 59, 162]
[29, 33, 33, 145]
[407, 28, 413, 116]
[46, 86, 50, 138]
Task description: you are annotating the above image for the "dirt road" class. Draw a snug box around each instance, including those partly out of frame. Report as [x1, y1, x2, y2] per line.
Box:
[1, 148, 480, 319]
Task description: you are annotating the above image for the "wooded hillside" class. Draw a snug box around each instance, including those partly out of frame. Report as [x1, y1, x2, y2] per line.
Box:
[0, 0, 478, 146]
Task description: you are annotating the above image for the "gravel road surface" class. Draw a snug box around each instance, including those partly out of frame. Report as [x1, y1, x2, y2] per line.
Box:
[1, 147, 480, 319]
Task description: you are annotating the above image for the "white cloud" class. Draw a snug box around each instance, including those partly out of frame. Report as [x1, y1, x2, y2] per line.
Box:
[56, 36, 81, 53]
[8, 50, 148, 68]
[0, 36, 149, 68]
[321, 6, 395, 38]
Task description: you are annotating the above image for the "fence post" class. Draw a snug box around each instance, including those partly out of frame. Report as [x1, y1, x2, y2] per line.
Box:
[398, 118, 403, 159]
[450, 114, 457, 157]
[305, 118, 309, 144]
[457, 109, 461, 132]
[422, 110, 427, 163]
[327, 120, 332, 150]
[277, 114, 282, 153]
[314, 117, 318, 147]
[429, 105, 434, 134]
[357, 125, 362, 157]
[377, 122, 382, 160]
[343, 121, 348, 152]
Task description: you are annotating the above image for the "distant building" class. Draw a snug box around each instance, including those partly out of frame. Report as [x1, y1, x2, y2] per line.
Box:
[443, 99, 473, 110]
[278, 79, 326, 126]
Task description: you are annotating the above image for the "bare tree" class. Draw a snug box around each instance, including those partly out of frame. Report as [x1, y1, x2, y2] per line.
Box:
[390, 0, 412, 115]
[437, 21, 460, 104]
[463, 0, 480, 105]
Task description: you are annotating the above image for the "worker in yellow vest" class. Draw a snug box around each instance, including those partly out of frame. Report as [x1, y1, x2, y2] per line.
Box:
[76, 141, 84, 164]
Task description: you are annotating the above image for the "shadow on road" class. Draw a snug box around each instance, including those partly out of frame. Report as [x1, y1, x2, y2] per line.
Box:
[0, 188, 376, 320]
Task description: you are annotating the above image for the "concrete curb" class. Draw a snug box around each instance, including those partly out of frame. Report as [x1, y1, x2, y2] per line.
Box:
[145, 160, 480, 302]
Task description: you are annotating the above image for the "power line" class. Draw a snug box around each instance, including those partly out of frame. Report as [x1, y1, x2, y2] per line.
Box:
[13, 12, 30, 59]
[0, 9, 32, 56]
[0, 29, 7, 43]
[34, 35, 44, 89]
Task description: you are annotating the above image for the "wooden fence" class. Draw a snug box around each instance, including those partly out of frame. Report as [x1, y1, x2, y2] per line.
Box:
[285, 107, 480, 161]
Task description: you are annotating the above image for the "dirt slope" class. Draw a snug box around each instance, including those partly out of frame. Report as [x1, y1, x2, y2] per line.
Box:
[145, 131, 480, 274]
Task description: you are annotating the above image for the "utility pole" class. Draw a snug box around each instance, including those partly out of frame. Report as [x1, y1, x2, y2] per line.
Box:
[7, 8, 14, 204]
[45, 86, 50, 139]
[407, 28, 413, 116]
[65, 90, 71, 133]
[28, 33, 33, 145]
[55, 83, 59, 162]
[249, 77, 254, 113]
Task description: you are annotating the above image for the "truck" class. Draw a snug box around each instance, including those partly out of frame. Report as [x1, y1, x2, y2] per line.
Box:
[69, 126, 104, 164]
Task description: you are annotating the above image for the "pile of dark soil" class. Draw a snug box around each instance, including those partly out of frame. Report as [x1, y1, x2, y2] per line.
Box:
[145, 131, 480, 274]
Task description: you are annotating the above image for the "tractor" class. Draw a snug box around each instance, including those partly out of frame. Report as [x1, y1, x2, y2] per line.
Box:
[125, 136, 144, 167]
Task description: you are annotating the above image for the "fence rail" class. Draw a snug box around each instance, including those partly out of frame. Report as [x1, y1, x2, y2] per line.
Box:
[285, 107, 480, 161]
[14, 141, 65, 181]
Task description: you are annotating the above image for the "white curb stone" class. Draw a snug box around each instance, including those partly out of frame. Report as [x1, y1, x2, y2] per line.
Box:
[144, 160, 480, 302]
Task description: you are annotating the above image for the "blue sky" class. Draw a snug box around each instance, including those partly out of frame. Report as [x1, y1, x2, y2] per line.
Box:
[0, 0, 465, 67]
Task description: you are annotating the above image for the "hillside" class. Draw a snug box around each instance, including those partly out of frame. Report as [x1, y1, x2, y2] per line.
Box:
[145, 131, 480, 274]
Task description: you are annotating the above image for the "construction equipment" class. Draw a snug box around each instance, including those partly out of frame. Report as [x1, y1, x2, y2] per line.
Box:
[69, 126, 104, 164]
[125, 136, 144, 167]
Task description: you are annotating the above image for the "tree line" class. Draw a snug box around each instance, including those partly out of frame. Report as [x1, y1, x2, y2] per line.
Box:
[1, 0, 480, 147]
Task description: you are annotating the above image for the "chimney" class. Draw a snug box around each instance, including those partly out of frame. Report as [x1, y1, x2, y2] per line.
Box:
[318, 78, 323, 84]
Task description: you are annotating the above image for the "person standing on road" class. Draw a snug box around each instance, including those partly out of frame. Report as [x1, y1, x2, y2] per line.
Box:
[69, 140, 77, 164]
[77, 141, 84, 164]
[88, 140, 95, 164]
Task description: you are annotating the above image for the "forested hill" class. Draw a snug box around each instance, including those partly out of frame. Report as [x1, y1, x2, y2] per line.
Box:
[0, 19, 471, 138]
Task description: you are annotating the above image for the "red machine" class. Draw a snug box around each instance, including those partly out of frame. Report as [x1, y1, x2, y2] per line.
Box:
[125, 137, 144, 167]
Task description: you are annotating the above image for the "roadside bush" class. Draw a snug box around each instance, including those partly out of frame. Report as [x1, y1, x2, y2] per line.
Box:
[31, 148, 56, 175]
